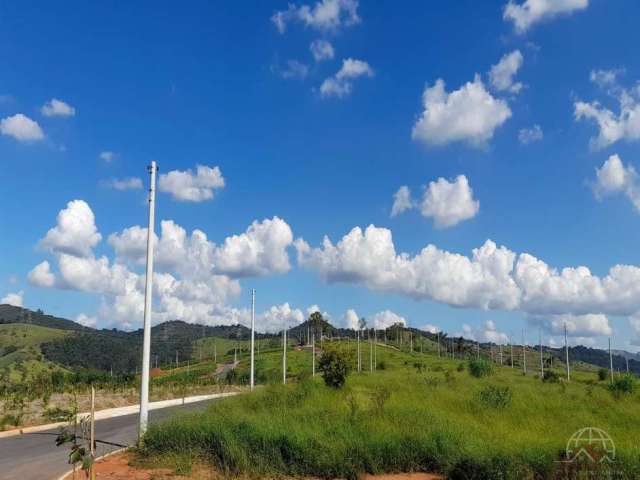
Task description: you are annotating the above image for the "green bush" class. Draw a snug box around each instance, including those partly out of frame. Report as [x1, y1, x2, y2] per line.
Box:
[542, 370, 560, 383]
[44, 407, 75, 422]
[597, 368, 608, 381]
[468, 358, 493, 378]
[456, 362, 465, 372]
[476, 385, 512, 409]
[318, 348, 350, 388]
[609, 375, 634, 397]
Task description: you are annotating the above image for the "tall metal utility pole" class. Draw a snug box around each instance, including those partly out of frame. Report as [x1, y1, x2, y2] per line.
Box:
[609, 337, 614, 383]
[510, 337, 514, 368]
[539, 329, 544, 379]
[357, 328, 361, 372]
[522, 329, 527, 375]
[250, 289, 256, 391]
[374, 329, 377, 369]
[138, 161, 157, 442]
[369, 330, 373, 372]
[437, 332, 441, 357]
[282, 325, 287, 385]
[564, 322, 570, 382]
[312, 332, 315, 377]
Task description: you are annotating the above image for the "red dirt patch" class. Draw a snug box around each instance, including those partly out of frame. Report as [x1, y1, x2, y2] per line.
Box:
[73, 452, 444, 480]
[364, 473, 444, 480]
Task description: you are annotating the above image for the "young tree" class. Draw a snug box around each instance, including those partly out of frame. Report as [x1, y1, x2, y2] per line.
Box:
[318, 349, 350, 388]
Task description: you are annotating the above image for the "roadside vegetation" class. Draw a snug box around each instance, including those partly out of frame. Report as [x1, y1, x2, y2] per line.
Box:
[138, 340, 640, 479]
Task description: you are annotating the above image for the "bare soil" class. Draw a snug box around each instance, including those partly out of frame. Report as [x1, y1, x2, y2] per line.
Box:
[70, 451, 445, 480]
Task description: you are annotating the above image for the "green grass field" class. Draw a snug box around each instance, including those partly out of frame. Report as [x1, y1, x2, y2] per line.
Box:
[139, 340, 640, 479]
[0, 324, 69, 381]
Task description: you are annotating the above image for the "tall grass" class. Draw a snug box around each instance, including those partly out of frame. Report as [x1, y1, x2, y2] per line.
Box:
[140, 343, 640, 479]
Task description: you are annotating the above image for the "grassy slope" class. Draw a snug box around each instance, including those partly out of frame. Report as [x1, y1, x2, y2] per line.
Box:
[193, 336, 283, 361]
[0, 324, 69, 381]
[140, 341, 640, 479]
[0, 323, 69, 348]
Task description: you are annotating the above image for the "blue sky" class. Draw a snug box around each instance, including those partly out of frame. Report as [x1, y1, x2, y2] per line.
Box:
[2, 0, 640, 351]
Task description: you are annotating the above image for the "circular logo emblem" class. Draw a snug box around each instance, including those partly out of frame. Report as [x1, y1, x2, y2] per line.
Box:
[566, 427, 616, 463]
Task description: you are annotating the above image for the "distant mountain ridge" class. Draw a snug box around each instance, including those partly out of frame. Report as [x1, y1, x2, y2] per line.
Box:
[1, 304, 638, 376]
[0, 304, 88, 332]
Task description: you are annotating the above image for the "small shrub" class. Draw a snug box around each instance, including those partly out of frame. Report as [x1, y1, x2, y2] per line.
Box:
[542, 370, 560, 383]
[598, 368, 608, 381]
[477, 385, 512, 409]
[376, 360, 387, 370]
[468, 358, 493, 378]
[370, 385, 391, 415]
[609, 375, 634, 398]
[456, 362, 465, 372]
[318, 348, 350, 388]
[44, 407, 75, 422]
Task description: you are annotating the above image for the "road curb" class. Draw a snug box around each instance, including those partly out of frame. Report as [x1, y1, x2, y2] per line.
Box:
[0, 391, 240, 440]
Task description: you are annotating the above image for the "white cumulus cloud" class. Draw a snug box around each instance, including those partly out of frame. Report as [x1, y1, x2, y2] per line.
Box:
[310, 39, 335, 61]
[574, 72, 640, 149]
[591, 154, 640, 211]
[259, 303, 304, 332]
[280, 60, 309, 79]
[390, 186, 413, 217]
[504, 0, 589, 33]
[41, 98, 76, 117]
[518, 124, 543, 144]
[528, 313, 612, 337]
[320, 58, 373, 99]
[212, 217, 294, 277]
[158, 165, 225, 202]
[390, 176, 479, 228]
[412, 75, 511, 147]
[421, 324, 439, 334]
[1, 291, 23, 307]
[296, 223, 640, 319]
[481, 320, 509, 344]
[28, 201, 298, 329]
[0, 113, 45, 142]
[419, 175, 479, 228]
[489, 50, 524, 93]
[341, 308, 360, 330]
[40, 200, 102, 257]
[28, 261, 56, 287]
[370, 310, 406, 330]
[272, 0, 360, 33]
[75, 313, 97, 328]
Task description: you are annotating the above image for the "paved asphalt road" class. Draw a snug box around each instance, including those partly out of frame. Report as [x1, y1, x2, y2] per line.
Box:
[0, 398, 217, 480]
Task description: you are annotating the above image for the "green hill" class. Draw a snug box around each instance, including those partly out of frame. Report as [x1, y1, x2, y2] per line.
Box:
[139, 340, 640, 479]
[0, 304, 87, 332]
[0, 323, 71, 382]
[1, 304, 638, 380]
